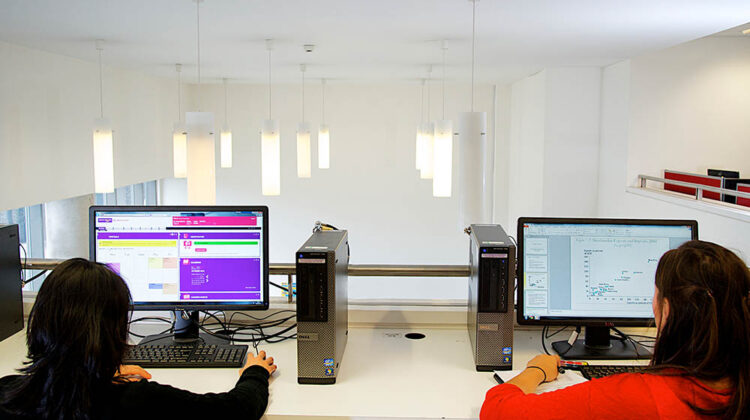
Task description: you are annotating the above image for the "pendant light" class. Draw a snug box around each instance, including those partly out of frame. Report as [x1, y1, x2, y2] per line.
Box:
[433, 41, 453, 197]
[186, 0, 216, 205]
[92, 39, 114, 193]
[458, 0, 491, 225]
[173, 63, 188, 178]
[415, 79, 425, 171]
[318, 78, 330, 169]
[261, 39, 281, 196]
[297, 64, 311, 178]
[220, 78, 233, 168]
[420, 65, 435, 180]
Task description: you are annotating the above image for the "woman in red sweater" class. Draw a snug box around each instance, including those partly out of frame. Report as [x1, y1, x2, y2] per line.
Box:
[481, 240, 750, 419]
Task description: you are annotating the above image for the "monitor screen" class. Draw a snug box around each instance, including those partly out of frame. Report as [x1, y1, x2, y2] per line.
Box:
[517, 218, 697, 325]
[89, 206, 269, 310]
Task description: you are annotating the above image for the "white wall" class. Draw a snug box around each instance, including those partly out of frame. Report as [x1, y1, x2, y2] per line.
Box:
[507, 71, 546, 231]
[542, 68, 602, 216]
[161, 81, 496, 301]
[505, 67, 603, 233]
[597, 60, 631, 216]
[626, 36, 750, 184]
[0, 41, 176, 212]
[597, 34, 750, 258]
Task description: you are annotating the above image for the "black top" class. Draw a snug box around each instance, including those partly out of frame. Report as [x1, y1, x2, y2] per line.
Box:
[0, 366, 269, 420]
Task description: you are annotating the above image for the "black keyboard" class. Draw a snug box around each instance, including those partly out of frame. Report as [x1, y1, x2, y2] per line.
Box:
[579, 364, 647, 380]
[123, 343, 248, 368]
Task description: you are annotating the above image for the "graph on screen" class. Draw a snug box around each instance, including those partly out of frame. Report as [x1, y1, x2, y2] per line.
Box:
[571, 237, 668, 303]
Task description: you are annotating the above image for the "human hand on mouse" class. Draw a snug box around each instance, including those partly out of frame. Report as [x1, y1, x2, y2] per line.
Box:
[240, 350, 277, 376]
[526, 354, 561, 383]
[115, 365, 152, 382]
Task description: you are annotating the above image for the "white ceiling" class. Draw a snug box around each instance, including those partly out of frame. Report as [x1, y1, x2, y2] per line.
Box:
[1, 0, 749, 84]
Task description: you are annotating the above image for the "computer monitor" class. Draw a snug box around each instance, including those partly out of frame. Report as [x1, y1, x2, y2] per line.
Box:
[89, 206, 269, 344]
[517, 217, 698, 360]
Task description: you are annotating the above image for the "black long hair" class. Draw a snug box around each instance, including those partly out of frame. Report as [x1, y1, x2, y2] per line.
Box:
[651, 240, 750, 419]
[1, 258, 132, 419]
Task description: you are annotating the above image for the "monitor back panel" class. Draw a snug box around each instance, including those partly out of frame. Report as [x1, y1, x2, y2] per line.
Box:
[296, 230, 349, 384]
[0, 225, 24, 342]
[468, 224, 515, 371]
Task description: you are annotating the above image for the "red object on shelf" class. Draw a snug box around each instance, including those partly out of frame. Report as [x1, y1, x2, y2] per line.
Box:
[664, 170, 722, 201]
[738, 184, 750, 208]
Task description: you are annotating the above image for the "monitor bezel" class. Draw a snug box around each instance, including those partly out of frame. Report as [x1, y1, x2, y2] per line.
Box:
[89, 205, 270, 311]
[516, 217, 698, 327]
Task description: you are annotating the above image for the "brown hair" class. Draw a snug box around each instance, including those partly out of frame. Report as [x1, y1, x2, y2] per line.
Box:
[1, 258, 132, 419]
[651, 240, 750, 419]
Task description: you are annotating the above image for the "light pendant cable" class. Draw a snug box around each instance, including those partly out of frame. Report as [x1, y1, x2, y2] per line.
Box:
[433, 41, 453, 198]
[173, 64, 188, 178]
[318, 78, 330, 169]
[220, 78, 233, 168]
[196, 0, 202, 109]
[297, 64, 311, 178]
[458, 0, 490, 226]
[185, 0, 216, 205]
[421, 65, 434, 180]
[471, 0, 476, 112]
[261, 39, 280, 195]
[92, 39, 114, 193]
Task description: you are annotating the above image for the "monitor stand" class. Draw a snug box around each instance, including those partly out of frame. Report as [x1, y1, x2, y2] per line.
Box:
[137, 310, 230, 346]
[551, 326, 652, 360]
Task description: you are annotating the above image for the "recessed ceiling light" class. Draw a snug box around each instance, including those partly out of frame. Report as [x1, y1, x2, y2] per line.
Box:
[743, 28, 750, 35]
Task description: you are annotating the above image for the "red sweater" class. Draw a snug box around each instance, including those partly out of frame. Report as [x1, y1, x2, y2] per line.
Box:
[481, 373, 732, 420]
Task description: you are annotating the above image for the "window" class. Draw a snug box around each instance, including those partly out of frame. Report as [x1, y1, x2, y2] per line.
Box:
[0, 204, 45, 290]
[95, 180, 158, 206]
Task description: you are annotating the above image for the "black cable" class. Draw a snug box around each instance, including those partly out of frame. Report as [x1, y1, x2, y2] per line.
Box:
[542, 326, 550, 355]
[270, 281, 295, 295]
[128, 316, 172, 325]
[612, 327, 646, 358]
[200, 310, 227, 332]
[21, 269, 48, 287]
[19, 243, 27, 284]
[228, 310, 296, 325]
[545, 325, 568, 339]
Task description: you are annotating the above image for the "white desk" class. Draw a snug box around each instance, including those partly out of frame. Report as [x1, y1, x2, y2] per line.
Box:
[0, 326, 649, 419]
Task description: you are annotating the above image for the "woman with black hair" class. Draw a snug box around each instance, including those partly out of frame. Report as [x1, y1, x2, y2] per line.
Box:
[0, 258, 276, 420]
[480, 240, 750, 419]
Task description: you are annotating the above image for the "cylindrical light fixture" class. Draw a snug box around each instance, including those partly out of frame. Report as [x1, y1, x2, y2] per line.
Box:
[261, 119, 280, 195]
[416, 79, 426, 171]
[297, 122, 312, 178]
[297, 64, 311, 178]
[420, 66, 434, 180]
[432, 120, 453, 197]
[432, 41, 452, 197]
[220, 78, 233, 168]
[173, 63, 187, 178]
[220, 124, 232, 168]
[318, 123, 330, 169]
[418, 122, 433, 178]
[261, 39, 281, 196]
[318, 78, 330, 169]
[173, 122, 188, 178]
[186, 112, 216, 205]
[93, 117, 114, 193]
[92, 40, 114, 193]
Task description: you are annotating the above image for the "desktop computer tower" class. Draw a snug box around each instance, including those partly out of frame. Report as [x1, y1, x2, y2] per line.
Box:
[467, 224, 515, 371]
[0, 225, 24, 342]
[296, 230, 349, 384]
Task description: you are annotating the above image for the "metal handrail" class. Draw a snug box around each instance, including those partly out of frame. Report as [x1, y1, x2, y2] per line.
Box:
[21, 258, 471, 277]
[638, 174, 750, 201]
